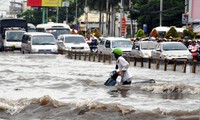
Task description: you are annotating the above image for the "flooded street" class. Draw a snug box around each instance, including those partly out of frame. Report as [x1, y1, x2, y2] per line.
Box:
[0, 52, 200, 120]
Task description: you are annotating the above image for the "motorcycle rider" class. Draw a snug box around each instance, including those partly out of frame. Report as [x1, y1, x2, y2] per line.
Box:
[188, 40, 198, 60]
[112, 48, 132, 85]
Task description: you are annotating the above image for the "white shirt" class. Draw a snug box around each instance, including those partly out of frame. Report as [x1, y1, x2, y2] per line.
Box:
[116, 56, 132, 83]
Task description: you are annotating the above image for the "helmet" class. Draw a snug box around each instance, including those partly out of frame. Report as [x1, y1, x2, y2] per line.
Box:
[113, 48, 123, 55]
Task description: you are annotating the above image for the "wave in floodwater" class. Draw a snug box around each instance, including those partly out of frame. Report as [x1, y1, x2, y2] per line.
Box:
[0, 96, 199, 120]
[0, 53, 199, 119]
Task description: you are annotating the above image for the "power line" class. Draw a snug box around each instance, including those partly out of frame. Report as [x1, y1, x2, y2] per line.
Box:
[140, 4, 185, 14]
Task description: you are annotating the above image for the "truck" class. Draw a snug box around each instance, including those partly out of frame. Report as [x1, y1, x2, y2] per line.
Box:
[0, 18, 28, 51]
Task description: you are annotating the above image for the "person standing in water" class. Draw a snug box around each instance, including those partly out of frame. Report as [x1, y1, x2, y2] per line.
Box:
[112, 48, 132, 85]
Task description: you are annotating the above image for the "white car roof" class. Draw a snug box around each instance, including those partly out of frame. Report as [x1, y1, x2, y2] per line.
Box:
[24, 32, 54, 36]
[36, 22, 71, 29]
[104, 37, 130, 41]
[160, 42, 183, 44]
[58, 34, 84, 37]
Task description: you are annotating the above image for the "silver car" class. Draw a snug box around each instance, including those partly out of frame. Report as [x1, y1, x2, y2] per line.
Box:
[131, 41, 157, 58]
[151, 42, 193, 61]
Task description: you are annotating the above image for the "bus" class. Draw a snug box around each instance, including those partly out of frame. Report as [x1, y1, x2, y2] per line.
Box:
[0, 18, 28, 51]
[152, 26, 185, 38]
[36, 22, 71, 39]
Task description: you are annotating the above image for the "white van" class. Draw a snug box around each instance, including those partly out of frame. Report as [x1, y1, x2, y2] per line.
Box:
[97, 37, 133, 54]
[21, 32, 58, 54]
[57, 34, 90, 52]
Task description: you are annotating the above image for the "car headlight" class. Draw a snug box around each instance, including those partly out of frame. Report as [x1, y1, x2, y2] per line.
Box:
[85, 46, 90, 50]
[162, 54, 167, 57]
[32, 48, 38, 52]
[52, 48, 58, 52]
[66, 47, 72, 50]
[143, 53, 150, 57]
[187, 54, 193, 58]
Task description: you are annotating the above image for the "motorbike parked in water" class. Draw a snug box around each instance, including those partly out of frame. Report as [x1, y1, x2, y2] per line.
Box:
[104, 70, 156, 86]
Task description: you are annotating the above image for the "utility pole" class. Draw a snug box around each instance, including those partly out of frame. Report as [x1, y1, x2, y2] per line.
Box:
[75, 0, 78, 21]
[159, 0, 163, 26]
[84, 0, 89, 35]
[129, 0, 133, 38]
[106, 0, 109, 36]
[56, 0, 59, 23]
[62, 0, 69, 24]
[119, 0, 124, 37]
[185, 0, 189, 30]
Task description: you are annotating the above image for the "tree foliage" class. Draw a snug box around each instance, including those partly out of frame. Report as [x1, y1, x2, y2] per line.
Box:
[182, 29, 196, 39]
[149, 28, 159, 38]
[17, 9, 42, 25]
[17, 0, 185, 34]
[134, 29, 146, 38]
[132, 0, 185, 33]
[92, 28, 101, 38]
[165, 26, 178, 38]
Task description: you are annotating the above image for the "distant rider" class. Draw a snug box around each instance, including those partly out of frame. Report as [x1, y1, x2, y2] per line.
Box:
[188, 40, 198, 60]
[112, 48, 132, 85]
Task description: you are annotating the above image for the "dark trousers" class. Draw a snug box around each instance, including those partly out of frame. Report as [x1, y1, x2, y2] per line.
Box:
[122, 81, 131, 85]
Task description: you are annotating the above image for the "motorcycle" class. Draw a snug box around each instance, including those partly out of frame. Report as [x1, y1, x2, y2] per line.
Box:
[104, 70, 155, 86]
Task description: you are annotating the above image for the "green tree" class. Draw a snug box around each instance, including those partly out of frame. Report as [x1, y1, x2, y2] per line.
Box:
[132, 0, 185, 33]
[182, 29, 196, 39]
[17, 8, 42, 25]
[165, 26, 178, 38]
[134, 29, 146, 38]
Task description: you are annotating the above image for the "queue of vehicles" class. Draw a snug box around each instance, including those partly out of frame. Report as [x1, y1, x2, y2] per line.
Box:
[0, 18, 197, 62]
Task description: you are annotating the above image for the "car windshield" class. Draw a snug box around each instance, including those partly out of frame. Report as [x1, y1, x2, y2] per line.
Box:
[112, 40, 132, 48]
[6, 31, 25, 42]
[163, 43, 187, 51]
[32, 36, 56, 45]
[64, 36, 85, 43]
[46, 29, 71, 39]
[141, 42, 157, 50]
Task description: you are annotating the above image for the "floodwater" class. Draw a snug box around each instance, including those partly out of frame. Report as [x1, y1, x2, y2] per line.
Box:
[0, 52, 200, 120]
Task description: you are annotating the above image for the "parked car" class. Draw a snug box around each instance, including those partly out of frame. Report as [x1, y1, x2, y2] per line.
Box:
[131, 41, 157, 58]
[97, 37, 133, 54]
[57, 34, 90, 52]
[151, 42, 193, 61]
[21, 32, 58, 54]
